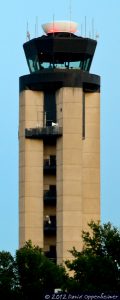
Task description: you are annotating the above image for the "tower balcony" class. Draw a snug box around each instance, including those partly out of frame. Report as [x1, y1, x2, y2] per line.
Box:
[44, 185, 56, 206]
[25, 126, 62, 141]
[44, 156, 56, 175]
[44, 216, 56, 235]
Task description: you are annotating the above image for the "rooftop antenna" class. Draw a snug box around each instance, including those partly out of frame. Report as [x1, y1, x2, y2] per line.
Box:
[35, 17, 38, 37]
[69, 0, 72, 36]
[26, 21, 30, 41]
[85, 16, 86, 37]
[53, 14, 55, 36]
[35, 16, 38, 37]
[35, 19, 36, 37]
[81, 23, 83, 36]
[95, 32, 99, 40]
[92, 18, 94, 39]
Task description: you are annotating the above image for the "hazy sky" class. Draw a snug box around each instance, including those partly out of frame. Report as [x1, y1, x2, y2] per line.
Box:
[0, 0, 120, 254]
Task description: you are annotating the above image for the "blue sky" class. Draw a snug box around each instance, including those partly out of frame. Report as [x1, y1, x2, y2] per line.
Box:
[0, 0, 120, 254]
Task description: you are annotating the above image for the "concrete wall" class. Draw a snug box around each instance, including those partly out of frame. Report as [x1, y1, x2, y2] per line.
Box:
[82, 92, 100, 231]
[56, 88, 100, 264]
[19, 87, 100, 263]
[19, 90, 44, 248]
[56, 88, 83, 264]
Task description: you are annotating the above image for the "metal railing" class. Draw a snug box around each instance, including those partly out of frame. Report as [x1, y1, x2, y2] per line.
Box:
[25, 126, 62, 139]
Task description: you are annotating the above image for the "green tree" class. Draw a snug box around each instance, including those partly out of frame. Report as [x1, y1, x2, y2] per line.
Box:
[66, 221, 120, 292]
[16, 241, 67, 299]
[0, 251, 19, 298]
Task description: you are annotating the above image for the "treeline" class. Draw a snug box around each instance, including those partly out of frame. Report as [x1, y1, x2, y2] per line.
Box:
[0, 221, 120, 299]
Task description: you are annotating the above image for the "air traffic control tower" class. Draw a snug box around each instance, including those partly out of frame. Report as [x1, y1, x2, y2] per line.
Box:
[19, 21, 100, 264]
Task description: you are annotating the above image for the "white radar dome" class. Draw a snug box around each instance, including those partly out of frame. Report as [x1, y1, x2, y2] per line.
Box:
[42, 21, 78, 34]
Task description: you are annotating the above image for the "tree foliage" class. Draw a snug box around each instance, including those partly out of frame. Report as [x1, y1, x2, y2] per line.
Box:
[1, 222, 120, 297]
[16, 240, 67, 299]
[66, 221, 120, 292]
[0, 251, 18, 298]
[0, 241, 67, 299]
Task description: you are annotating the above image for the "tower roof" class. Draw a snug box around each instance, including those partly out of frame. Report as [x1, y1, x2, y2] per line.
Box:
[42, 21, 78, 35]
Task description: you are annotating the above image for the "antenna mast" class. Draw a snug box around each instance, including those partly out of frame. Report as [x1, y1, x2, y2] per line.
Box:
[36, 16, 38, 37]
[35, 20, 36, 37]
[35, 17, 38, 37]
[26, 21, 30, 41]
[81, 23, 83, 36]
[53, 14, 55, 36]
[69, 0, 72, 36]
[85, 16, 86, 37]
[92, 18, 94, 39]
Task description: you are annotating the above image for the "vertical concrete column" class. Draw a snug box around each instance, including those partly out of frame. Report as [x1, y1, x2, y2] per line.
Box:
[56, 87, 83, 264]
[19, 90, 44, 248]
[82, 92, 100, 231]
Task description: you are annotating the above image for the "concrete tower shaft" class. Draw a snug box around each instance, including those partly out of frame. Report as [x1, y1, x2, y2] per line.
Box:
[19, 24, 100, 263]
